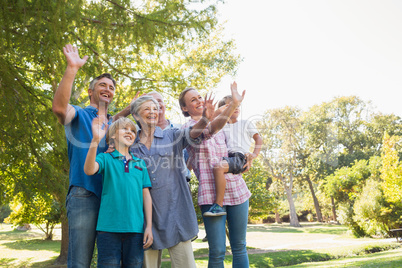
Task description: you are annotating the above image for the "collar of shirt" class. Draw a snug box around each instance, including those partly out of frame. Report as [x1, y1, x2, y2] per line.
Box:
[135, 126, 163, 143]
[110, 150, 139, 162]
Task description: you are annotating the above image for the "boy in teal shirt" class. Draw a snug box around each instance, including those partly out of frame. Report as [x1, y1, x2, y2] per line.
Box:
[84, 117, 153, 267]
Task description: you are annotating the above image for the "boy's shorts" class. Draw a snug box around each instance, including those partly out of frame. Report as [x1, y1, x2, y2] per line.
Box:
[223, 152, 247, 174]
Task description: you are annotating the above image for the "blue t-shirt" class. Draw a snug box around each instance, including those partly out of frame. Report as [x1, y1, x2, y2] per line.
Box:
[65, 105, 112, 198]
[96, 151, 152, 233]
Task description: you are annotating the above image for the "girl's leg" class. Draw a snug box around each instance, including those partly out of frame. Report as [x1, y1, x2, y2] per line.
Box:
[122, 233, 144, 268]
[201, 204, 227, 268]
[168, 240, 196, 268]
[97, 232, 121, 268]
[226, 200, 249, 268]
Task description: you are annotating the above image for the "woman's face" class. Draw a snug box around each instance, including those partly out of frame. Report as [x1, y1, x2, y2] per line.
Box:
[137, 100, 159, 127]
[181, 89, 204, 117]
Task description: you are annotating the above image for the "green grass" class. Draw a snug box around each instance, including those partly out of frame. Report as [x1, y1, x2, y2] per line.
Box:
[288, 247, 402, 267]
[1, 223, 402, 267]
[3, 239, 60, 252]
[159, 242, 402, 268]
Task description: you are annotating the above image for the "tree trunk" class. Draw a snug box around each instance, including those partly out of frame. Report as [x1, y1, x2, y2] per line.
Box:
[305, 176, 323, 222]
[331, 196, 337, 222]
[275, 207, 282, 224]
[54, 214, 68, 265]
[285, 186, 301, 227]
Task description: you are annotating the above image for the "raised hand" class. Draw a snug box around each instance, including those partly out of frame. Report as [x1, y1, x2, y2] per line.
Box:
[91, 116, 108, 143]
[63, 44, 89, 70]
[202, 92, 216, 121]
[230, 81, 246, 107]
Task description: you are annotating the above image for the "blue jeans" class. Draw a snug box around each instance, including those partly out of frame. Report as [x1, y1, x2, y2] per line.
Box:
[66, 186, 100, 268]
[201, 200, 249, 268]
[97, 232, 144, 268]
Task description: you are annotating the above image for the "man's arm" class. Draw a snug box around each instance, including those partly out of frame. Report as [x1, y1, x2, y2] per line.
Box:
[52, 44, 88, 125]
[112, 91, 141, 122]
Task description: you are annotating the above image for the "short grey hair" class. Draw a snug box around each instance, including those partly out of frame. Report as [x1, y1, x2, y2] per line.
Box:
[130, 96, 159, 118]
[147, 91, 164, 101]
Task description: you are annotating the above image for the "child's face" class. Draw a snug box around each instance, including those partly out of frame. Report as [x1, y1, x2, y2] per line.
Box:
[112, 126, 136, 147]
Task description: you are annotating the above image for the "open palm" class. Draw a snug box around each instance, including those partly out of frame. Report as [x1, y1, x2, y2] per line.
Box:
[91, 116, 107, 142]
[63, 44, 88, 69]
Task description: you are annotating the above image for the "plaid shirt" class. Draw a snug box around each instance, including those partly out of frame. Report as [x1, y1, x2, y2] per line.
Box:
[183, 119, 251, 206]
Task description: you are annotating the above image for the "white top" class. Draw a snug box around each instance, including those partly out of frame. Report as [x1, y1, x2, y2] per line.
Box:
[222, 119, 259, 155]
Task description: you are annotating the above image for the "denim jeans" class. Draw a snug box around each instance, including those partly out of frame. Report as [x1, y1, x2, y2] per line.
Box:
[97, 232, 144, 268]
[66, 186, 100, 268]
[201, 200, 249, 268]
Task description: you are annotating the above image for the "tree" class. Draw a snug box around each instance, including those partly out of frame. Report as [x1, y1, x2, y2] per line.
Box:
[259, 107, 302, 227]
[381, 133, 402, 204]
[0, 0, 241, 264]
[7, 193, 61, 240]
[243, 159, 276, 221]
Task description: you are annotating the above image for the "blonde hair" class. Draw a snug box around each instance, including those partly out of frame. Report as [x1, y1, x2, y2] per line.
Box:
[106, 117, 137, 145]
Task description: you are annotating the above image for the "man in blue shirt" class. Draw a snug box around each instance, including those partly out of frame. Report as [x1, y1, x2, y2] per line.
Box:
[52, 44, 128, 267]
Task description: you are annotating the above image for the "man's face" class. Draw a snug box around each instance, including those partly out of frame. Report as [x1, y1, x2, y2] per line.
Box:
[148, 93, 166, 119]
[88, 77, 115, 105]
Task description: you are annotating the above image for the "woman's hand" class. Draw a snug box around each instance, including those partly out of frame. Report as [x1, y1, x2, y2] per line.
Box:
[202, 92, 216, 122]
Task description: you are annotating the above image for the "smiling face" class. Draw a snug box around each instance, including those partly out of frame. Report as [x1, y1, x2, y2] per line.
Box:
[112, 126, 136, 147]
[88, 77, 116, 106]
[180, 89, 204, 118]
[148, 92, 166, 120]
[137, 100, 159, 127]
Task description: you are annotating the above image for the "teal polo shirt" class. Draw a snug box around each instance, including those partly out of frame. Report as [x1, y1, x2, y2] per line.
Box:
[95, 150, 152, 233]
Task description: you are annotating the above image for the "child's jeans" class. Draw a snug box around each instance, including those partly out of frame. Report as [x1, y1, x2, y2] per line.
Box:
[97, 231, 144, 268]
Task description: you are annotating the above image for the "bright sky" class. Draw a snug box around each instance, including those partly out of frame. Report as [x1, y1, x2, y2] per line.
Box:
[213, 0, 402, 122]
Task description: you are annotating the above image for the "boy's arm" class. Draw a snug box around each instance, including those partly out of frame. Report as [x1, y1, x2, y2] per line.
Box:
[243, 133, 263, 173]
[84, 143, 100, 176]
[208, 82, 245, 135]
[250, 133, 263, 160]
[84, 116, 107, 175]
[143, 188, 153, 249]
[52, 44, 88, 125]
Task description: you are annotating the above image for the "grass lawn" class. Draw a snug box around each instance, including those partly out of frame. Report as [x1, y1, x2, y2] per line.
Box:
[1, 222, 402, 267]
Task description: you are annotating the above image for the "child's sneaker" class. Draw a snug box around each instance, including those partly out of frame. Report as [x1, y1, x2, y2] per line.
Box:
[203, 203, 226, 217]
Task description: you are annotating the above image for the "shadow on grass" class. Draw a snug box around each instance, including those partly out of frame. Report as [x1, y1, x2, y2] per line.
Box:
[246, 224, 348, 235]
[2, 239, 60, 253]
[247, 225, 304, 233]
[0, 230, 43, 241]
[303, 227, 348, 235]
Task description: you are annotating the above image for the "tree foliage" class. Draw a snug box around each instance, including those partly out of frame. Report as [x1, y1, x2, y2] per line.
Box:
[381, 133, 402, 203]
[243, 159, 276, 221]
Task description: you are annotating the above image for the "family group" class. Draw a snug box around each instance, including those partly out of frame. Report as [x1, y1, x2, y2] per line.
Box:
[52, 44, 262, 268]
